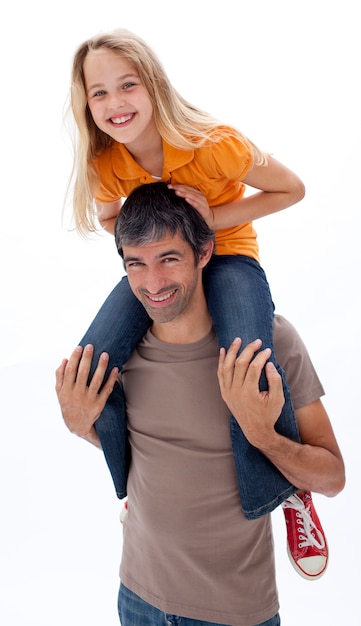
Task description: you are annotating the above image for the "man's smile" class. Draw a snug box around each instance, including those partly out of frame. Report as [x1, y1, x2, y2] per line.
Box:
[143, 289, 177, 305]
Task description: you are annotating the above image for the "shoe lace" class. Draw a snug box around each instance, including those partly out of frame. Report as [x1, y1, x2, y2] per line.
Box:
[283, 494, 325, 550]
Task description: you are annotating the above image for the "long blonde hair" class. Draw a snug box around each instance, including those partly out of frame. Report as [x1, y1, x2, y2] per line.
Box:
[65, 28, 267, 236]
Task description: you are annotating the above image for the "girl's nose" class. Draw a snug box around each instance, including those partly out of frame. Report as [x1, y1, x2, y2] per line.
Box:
[108, 92, 125, 109]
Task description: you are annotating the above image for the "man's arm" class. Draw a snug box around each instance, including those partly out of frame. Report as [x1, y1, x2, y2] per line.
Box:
[55, 344, 119, 449]
[217, 339, 345, 497]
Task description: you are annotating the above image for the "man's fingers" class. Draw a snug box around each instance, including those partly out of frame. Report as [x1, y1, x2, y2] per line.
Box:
[98, 367, 119, 403]
[264, 361, 284, 398]
[237, 346, 271, 387]
[219, 339, 264, 386]
[55, 345, 115, 399]
[74, 344, 95, 386]
[60, 345, 85, 386]
[88, 351, 112, 394]
[217, 338, 242, 388]
[55, 358, 68, 394]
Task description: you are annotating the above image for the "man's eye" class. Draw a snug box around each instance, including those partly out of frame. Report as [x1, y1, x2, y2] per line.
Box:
[127, 262, 141, 269]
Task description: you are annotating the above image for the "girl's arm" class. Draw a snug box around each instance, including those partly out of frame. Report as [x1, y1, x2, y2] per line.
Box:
[170, 156, 305, 230]
[95, 199, 122, 235]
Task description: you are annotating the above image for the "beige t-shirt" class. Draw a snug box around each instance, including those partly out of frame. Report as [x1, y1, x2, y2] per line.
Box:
[119, 315, 324, 625]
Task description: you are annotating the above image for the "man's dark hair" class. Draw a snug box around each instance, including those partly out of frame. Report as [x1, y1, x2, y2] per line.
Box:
[114, 182, 215, 263]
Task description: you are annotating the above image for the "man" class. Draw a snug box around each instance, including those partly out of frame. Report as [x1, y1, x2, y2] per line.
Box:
[56, 183, 344, 626]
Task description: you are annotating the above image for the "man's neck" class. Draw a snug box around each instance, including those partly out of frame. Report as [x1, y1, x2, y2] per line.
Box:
[150, 305, 213, 345]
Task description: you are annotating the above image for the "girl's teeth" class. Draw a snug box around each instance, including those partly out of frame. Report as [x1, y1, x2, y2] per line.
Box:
[111, 114, 132, 124]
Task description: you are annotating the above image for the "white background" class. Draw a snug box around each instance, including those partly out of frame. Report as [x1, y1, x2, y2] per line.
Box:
[1, 1, 359, 623]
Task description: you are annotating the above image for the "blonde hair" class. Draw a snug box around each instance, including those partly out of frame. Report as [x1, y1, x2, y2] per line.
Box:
[65, 28, 267, 236]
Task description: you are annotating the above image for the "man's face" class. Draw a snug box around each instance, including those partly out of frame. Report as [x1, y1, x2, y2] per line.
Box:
[123, 232, 212, 325]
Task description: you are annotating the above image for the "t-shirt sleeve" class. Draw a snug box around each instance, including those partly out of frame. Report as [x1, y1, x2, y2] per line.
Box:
[93, 148, 126, 203]
[210, 133, 253, 181]
[273, 314, 325, 410]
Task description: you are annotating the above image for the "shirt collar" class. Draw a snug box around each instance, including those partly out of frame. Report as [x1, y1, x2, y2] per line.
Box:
[110, 139, 194, 181]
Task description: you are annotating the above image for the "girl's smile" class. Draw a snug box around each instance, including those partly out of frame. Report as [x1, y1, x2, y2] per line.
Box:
[84, 49, 158, 151]
[109, 113, 135, 126]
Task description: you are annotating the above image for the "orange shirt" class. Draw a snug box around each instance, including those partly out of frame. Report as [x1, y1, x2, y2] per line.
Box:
[94, 128, 259, 261]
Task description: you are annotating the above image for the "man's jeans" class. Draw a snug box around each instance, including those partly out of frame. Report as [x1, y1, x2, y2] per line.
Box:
[118, 583, 281, 626]
[80, 255, 300, 519]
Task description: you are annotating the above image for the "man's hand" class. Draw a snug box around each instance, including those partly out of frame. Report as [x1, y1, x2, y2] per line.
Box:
[55, 345, 119, 446]
[218, 338, 345, 496]
[217, 338, 285, 448]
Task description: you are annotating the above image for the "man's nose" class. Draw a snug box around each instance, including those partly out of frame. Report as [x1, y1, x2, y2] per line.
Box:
[144, 268, 167, 293]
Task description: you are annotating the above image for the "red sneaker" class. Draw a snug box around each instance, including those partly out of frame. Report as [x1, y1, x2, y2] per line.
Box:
[119, 499, 128, 524]
[282, 491, 328, 580]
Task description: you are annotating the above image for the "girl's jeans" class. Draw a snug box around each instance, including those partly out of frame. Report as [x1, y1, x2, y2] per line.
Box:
[118, 583, 281, 626]
[80, 255, 299, 519]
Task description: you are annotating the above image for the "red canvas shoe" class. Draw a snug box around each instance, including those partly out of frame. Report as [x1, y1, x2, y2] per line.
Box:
[282, 491, 328, 580]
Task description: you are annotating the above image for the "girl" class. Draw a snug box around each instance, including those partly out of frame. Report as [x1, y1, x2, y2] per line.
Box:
[65, 28, 327, 579]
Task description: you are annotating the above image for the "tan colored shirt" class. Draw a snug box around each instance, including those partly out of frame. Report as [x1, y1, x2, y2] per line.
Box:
[119, 315, 324, 625]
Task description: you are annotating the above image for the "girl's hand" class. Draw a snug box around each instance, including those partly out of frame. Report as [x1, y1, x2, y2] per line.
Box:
[168, 184, 214, 228]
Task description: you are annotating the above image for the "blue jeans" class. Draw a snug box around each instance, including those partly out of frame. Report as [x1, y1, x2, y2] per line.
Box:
[118, 583, 281, 626]
[80, 255, 300, 519]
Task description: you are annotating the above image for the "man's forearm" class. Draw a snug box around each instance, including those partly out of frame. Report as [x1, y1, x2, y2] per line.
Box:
[258, 433, 344, 497]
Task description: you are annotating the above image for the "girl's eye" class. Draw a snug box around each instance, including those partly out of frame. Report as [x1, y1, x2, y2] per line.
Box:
[92, 90, 106, 98]
[122, 82, 135, 90]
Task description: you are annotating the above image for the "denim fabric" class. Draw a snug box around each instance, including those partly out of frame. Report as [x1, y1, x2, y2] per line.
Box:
[118, 583, 281, 626]
[79, 256, 299, 517]
[203, 256, 299, 518]
[80, 276, 151, 499]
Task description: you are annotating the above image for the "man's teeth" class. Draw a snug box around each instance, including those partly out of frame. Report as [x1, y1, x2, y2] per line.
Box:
[111, 114, 133, 124]
[148, 290, 176, 302]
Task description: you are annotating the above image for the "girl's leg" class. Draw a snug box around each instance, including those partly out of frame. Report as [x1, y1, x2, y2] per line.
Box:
[79, 276, 151, 497]
[203, 255, 300, 519]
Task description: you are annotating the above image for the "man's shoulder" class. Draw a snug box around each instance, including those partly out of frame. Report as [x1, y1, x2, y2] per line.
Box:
[273, 314, 300, 349]
[273, 314, 325, 409]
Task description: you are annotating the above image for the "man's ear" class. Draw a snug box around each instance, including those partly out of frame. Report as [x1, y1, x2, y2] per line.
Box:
[198, 240, 214, 268]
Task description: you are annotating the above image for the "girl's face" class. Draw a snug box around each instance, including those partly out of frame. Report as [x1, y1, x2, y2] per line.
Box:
[84, 48, 158, 150]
